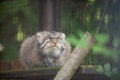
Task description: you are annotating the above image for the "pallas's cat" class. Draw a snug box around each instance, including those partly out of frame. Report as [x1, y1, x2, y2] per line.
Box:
[20, 31, 71, 68]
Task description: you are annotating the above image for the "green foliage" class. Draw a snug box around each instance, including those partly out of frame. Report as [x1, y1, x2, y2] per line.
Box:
[95, 33, 109, 45]
[0, 0, 39, 60]
[96, 63, 118, 79]
[96, 65, 104, 72]
[67, 35, 79, 46]
[104, 63, 111, 73]
[0, 42, 20, 60]
[67, 31, 89, 49]
[16, 24, 24, 41]
[104, 14, 109, 25]
[67, 30, 120, 76]
[94, 33, 120, 80]
[88, 0, 95, 5]
[12, 16, 19, 25]
[113, 37, 120, 48]
[92, 33, 120, 62]
[93, 44, 108, 53]
[111, 67, 118, 74]
[0, 0, 28, 21]
[67, 31, 119, 62]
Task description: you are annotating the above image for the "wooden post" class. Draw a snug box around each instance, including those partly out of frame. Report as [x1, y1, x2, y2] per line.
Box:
[39, 0, 61, 31]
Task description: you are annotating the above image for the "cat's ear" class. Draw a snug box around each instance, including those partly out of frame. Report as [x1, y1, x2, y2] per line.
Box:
[60, 33, 66, 38]
[35, 32, 43, 43]
[36, 32, 42, 38]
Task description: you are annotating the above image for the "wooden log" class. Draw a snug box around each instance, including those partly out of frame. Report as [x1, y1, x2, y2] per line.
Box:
[0, 66, 111, 80]
[54, 32, 95, 80]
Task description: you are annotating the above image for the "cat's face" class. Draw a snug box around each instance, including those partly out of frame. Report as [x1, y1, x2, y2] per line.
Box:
[35, 31, 66, 57]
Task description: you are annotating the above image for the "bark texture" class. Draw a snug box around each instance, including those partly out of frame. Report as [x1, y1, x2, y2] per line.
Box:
[54, 32, 95, 80]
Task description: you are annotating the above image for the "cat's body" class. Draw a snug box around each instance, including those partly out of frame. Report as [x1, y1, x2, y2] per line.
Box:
[20, 31, 71, 68]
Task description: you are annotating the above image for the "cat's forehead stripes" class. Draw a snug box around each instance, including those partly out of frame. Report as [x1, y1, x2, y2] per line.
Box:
[36, 31, 65, 39]
[49, 31, 57, 35]
[49, 31, 60, 38]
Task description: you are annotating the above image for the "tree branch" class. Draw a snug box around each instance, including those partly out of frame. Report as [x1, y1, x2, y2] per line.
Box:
[54, 32, 95, 80]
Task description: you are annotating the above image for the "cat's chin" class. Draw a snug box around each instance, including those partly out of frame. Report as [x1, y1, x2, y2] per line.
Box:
[42, 48, 62, 58]
[51, 50, 62, 57]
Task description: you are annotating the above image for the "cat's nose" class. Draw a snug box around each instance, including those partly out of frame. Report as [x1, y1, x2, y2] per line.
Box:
[52, 39, 57, 45]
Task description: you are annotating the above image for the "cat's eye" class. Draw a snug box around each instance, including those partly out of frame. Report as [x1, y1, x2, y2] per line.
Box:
[36, 33, 41, 38]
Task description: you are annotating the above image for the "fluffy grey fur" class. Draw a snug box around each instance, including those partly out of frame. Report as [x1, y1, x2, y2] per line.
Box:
[20, 31, 71, 68]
